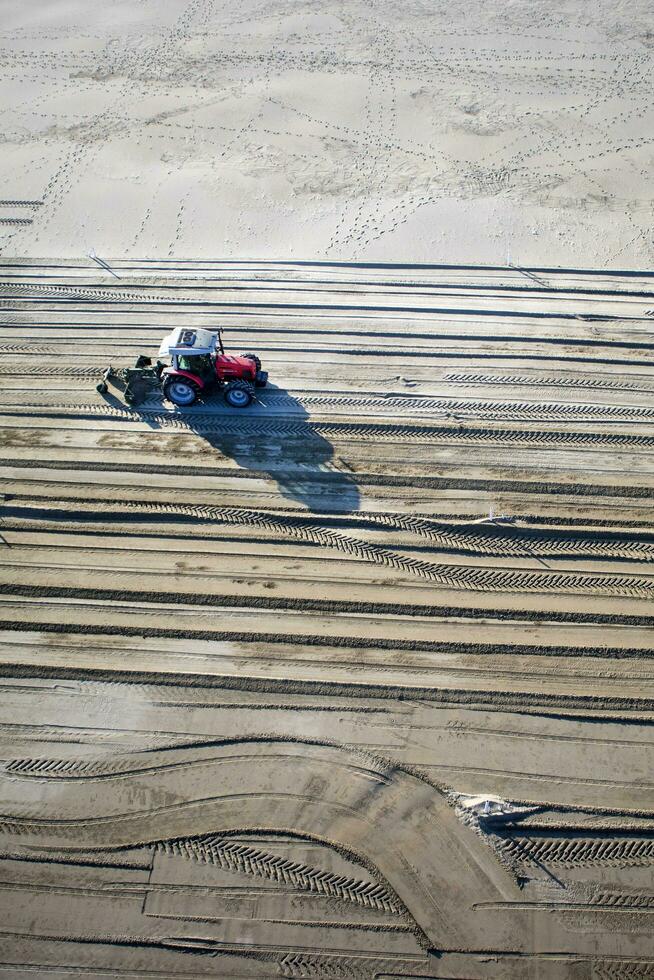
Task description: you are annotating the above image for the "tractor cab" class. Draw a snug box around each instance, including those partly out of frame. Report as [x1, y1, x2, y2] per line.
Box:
[159, 328, 217, 383]
[157, 327, 267, 407]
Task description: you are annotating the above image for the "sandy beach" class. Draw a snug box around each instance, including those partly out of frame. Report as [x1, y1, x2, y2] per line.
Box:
[0, 2, 653, 978]
[0, 257, 653, 976]
[1, 0, 653, 266]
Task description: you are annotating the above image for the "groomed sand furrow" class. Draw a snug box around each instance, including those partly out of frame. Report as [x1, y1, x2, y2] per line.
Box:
[4, 568, 654, 626]
[3, 403, 654, 451]
[0, 277, 643, 313]
[1, 265, 650, 295]
[3, 612, 654, 663]
[3, 454, 653, 504]
[9, 364, 651, 390]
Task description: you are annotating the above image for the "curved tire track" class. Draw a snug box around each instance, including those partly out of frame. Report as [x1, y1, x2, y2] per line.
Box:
[119, 501, 654, 598]
[159, 836, 401, 913]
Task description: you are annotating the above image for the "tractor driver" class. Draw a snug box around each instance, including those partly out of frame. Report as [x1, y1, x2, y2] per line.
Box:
[177, 353, 214, 380]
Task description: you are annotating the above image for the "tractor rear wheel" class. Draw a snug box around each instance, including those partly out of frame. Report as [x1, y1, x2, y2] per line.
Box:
[164, 378, 199, 406]
[224, 379, 255, 408]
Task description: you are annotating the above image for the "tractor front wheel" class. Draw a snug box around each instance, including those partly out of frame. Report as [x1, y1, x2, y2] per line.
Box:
[224, 379, 255, 408]
[241, 352, 261, 372]
[164, 378, 199, 406]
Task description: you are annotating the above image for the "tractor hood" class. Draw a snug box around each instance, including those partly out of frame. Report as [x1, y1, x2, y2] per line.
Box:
[158, 328, 218, 357]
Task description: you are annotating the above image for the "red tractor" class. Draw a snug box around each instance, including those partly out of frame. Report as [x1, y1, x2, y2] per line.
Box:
[158, 327, 267, 407]
[97, 328, 267, 407]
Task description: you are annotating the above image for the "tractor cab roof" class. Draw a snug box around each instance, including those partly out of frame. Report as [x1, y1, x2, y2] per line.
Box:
[158, 328, 218, 358]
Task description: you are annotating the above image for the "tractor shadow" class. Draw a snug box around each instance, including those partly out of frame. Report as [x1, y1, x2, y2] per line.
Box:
[189, 385, 361, 514]
[122, 383, 361, 515]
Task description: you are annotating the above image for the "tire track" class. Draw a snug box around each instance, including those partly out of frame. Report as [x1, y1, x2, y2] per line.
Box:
[291, 393, 654, 423]
[4, 748, 394, 781]
[593, 891, 654, 909]
[498, 835, 654, 868]
[4, 392, 654, 423]
[593, 963, 654, 980]
[0, 345, 57, 356]
[444, 372, 654, 393]
[0, 282, 195, 305]
[369, 514, 654, 563]
[0, 201, 43, 208]
[279, 953, 385, 978]
[10, 407, 654, 452]
[0, 366, 99, 378]
[4, 757, 122, 778]
[117, 501, 654, 598]
[159, 836, 401, 914]
[4, 493, 653, 563]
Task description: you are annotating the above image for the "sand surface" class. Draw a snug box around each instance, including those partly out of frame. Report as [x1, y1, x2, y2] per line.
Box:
[1, 0, 654, 975]
[0, 258, 653, 976]
[0, 0, 653, 266]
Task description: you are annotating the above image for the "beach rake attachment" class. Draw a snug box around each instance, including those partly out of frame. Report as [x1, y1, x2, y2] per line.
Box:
[97, 356, 165, 405]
